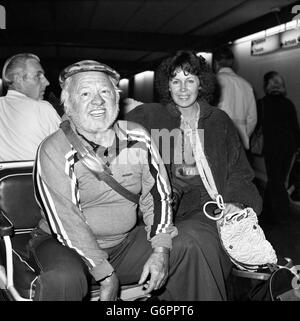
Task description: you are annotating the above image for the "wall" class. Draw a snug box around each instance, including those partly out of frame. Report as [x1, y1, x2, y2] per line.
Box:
[232, 41, 300, 124]
[133, 71, 154, 103]
[119, 78, 129, 99]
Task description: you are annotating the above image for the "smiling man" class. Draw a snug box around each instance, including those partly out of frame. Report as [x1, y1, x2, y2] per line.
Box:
[30, 60, 207, 301]
[0, 53, 61, 161]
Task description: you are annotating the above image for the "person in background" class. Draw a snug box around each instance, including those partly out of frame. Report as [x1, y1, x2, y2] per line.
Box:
[213, 45, 257, 153]
[257, 71, 300, 224]
[126, 50, 262, 300]
[0, 53, 61, 161]
[122, 97, 143, 114]
[30, 59, 213, 301]
[46, 90, 65, 117]
[118, 97, 143, 119]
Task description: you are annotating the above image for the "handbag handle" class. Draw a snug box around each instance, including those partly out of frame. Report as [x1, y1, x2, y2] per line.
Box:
[203, 194, 225, 220]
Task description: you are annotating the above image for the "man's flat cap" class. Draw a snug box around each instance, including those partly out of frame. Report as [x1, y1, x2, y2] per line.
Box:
[59, 60, 120, 88]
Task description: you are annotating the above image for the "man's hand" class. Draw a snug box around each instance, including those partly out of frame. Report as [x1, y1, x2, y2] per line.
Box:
[138, 248, 169, 294]
[99, 271, 119, 301]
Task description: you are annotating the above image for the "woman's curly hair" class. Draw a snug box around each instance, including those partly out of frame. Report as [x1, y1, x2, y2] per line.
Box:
[154, 50, 219, 105]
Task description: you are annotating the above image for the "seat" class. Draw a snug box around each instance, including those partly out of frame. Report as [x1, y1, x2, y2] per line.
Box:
[232, 257, 293, 279]
[0, 161, 149, 301]
[227, 257, 294, 301]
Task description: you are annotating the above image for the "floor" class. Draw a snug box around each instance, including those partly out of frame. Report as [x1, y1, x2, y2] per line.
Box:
[227, 179, 300, 301]
[250, 154, 300, 265]
[260, 200, 300, 266]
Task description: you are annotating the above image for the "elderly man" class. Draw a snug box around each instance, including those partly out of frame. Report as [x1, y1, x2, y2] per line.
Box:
[29, 60, 207, 301]
[0, 53, 61, 161]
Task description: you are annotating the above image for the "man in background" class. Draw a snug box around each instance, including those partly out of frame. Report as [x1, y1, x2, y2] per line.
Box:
[213, 46, 257, 152]
[0, 53, 61, 161]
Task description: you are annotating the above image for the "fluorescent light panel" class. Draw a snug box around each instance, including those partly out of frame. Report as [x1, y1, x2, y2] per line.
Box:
[234, 19, 300, 44]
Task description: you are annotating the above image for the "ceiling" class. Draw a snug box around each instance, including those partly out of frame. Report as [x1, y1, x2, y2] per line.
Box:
[0, 0, 300, 83]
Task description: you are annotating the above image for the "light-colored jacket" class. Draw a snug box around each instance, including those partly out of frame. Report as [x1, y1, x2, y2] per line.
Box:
[34, 118, 177, 281]
[217, 67, 257, 150]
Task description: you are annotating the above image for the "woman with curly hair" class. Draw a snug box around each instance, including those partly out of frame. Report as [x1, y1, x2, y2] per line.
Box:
[126, 50, 262, 300]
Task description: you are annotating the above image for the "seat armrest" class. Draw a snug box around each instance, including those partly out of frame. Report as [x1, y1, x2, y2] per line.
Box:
[0, 211, 14, 237]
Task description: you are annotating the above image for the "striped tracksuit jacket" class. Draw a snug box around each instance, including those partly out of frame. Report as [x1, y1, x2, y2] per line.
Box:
[34, 119, 177, 282]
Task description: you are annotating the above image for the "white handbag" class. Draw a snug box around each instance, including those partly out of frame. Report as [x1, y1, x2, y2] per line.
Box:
[185, 126, 277, 271]
[203, 198, 277, 271]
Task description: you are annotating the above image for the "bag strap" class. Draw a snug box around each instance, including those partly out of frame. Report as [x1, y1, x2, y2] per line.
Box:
[60, 120, 140, 204]
[187, 126, 274, 271]
[185, 128, 225, 218]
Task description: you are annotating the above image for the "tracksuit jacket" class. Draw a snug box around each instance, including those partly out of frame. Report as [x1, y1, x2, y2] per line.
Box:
[34, 117, 177, 282]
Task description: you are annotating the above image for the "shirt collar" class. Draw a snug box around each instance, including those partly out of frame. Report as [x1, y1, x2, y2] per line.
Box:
[7, 89, 29, 98]
[6, 89, 44, 102]
[218, 67, 234, 74]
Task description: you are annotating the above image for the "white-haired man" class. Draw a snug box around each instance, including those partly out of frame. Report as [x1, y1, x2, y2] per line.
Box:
[30, 60, 207, 301]
[0, 53, 61, 161]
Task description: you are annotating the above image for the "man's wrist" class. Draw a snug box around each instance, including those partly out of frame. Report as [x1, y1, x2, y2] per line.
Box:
[153, 247, 170, 255]
[99, 271, 114, 282]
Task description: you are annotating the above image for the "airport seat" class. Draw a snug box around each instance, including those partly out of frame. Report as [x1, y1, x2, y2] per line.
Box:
[227, 257, 294, 301]
[0, 161, 149, 301]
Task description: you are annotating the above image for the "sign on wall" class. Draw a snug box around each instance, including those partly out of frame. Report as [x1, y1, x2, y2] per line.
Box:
[280, 28, 300, 49]
[251, 34, 280, 55]
[251, 28, 300, 55]
[0, 5, 5, 29]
